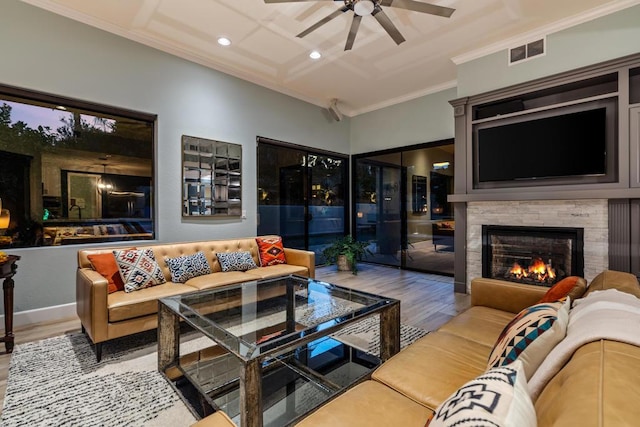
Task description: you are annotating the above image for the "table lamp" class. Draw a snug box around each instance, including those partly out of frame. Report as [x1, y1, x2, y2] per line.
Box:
[0, 198, 10, 230]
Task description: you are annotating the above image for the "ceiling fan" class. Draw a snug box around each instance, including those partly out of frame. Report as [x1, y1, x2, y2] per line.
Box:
[264, 0, 455, 50]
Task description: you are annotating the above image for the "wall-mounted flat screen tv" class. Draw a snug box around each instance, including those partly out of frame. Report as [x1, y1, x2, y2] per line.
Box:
[474, 98, 617, 187]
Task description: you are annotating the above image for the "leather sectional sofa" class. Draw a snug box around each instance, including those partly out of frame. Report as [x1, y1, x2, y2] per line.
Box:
[76, 237, 315, 361]
[195, 270, 640, 426]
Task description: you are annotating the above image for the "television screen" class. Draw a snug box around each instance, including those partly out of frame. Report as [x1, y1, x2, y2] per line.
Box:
[477, 107, 607, 182]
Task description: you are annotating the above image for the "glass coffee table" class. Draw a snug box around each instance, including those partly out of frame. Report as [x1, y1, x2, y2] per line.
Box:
[158, 274, 400, 427]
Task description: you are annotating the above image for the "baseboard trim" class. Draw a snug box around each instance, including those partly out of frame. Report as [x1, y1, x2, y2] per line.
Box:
[0, 302, 77, 329]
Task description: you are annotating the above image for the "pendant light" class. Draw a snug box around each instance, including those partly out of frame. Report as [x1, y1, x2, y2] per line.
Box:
[97, 163, 114, 195]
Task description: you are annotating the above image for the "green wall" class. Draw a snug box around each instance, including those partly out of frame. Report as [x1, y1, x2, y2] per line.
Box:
[0, 0, 350, 316]
[350, 87, 456, 154]
[457, 5, 640, 97]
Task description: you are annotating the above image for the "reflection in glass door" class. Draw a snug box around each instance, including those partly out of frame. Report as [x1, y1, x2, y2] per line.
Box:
[257, 139, 348, 263]
[403, 144, 455, 275]
[354, 155, 404, 267]
[353, 141, 454, 275]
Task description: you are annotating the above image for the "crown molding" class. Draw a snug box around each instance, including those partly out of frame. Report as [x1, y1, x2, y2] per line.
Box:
[346, 80, 458, 117]
[451, 0, 640, 65]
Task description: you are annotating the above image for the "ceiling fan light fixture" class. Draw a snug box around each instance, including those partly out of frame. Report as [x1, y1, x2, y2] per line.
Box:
[353, 0, 375, 16]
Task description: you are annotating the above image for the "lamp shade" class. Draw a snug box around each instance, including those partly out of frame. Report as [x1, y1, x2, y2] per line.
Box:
[0, 209, 10, 229]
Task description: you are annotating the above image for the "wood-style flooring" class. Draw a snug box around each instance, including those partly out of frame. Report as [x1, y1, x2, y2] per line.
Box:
[0, 263, 471, 414]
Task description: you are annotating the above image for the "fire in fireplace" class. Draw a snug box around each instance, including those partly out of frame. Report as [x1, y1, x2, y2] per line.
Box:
[482, 225, 584, 287]
[508, 258, 556, 284]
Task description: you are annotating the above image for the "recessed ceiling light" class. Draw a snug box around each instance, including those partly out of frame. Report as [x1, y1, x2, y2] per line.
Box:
[55, 105, 67, 111]
[217, 37, 231, 46]
[309, 51, 321, 59]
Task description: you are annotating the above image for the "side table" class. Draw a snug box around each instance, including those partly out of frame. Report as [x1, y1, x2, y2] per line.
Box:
[0, 255, 20, 353]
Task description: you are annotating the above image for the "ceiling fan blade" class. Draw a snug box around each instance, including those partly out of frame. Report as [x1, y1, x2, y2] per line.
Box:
[372, 7, 405, 45]
[297, 6, 350, 38]
[344, 14, 362, 51]
[381, 0, 455, 18]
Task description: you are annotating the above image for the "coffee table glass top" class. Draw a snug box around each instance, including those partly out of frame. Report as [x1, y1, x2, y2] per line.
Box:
[160, 274, 396, 360]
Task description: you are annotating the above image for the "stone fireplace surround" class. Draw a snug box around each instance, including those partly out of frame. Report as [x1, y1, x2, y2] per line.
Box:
[466, 200, 608, 292]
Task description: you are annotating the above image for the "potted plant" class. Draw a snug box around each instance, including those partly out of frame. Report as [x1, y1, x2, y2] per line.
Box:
[322, 235, 372, 275]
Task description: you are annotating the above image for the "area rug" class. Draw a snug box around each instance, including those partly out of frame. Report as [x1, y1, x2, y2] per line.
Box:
[0, 318, 427, 427]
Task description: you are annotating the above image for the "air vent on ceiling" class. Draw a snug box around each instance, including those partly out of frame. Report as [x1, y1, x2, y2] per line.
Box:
[509, 38, 545, 65]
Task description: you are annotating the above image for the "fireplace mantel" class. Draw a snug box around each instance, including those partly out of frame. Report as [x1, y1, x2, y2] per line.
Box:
[448, 188, 640, 203]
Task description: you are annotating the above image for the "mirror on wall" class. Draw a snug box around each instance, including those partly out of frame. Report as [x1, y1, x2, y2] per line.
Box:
[182, 135, 242, 217]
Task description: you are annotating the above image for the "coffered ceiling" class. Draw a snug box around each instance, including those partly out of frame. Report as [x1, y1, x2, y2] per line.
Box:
[21, 0, 640, 116]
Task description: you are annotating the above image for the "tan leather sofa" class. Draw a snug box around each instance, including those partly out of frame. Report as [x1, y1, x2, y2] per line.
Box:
[195, 270, 640, 426]
[76, 237, 315, 361]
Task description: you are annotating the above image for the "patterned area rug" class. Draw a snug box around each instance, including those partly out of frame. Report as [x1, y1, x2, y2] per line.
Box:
[0, 330, 195, 427]
[1, 318, 428, 427]
[332, 314, 429, 356]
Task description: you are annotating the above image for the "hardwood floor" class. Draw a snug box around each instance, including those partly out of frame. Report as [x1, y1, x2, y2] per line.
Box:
[316, 263, 470, 332]
[0, 263, 470, 413]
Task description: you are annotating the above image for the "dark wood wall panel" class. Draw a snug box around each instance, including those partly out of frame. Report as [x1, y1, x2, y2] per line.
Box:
[608, 199, 639, 275]
[631, 200, 640, 277]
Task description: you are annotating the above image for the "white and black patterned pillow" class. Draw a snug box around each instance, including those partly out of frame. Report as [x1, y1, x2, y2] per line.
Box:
[113, 248, 167, 293]
[428, 360, 536, 427]
[165, 251, 212, 283]
[216, 251, 258, 272]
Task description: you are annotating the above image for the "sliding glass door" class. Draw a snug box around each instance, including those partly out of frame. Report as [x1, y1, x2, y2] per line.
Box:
[353, 141, 455, 275]
[257, 139, 348, 263]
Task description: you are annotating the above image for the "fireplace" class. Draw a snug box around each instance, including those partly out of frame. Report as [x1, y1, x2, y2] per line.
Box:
[482, 225, 584, 286]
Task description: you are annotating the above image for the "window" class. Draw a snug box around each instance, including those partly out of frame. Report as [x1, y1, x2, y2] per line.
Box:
[0, 85, 155, 248]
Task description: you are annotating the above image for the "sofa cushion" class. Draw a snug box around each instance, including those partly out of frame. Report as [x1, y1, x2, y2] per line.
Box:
[255, 236, 287, 266]
[87, 252, 127, 294]
[113, 248, 166, 292]
[107, 282, 190, 322]
[184, 271, 261, 290]
[584, 269, 640, 298]
[296, 380, 433, 427]
[438, 306, 516, 348]
[191, 411, 236, 427]
[245, 264, 309, 279]
[535, 340, 640, 427]
[488, 299, 569, 380]
[372, 331, 492, 410]
[428, 360, 535, 427]
[538, 276, 587, 303]
[216, 251, 258, 272]
[164, 251, 212, 283]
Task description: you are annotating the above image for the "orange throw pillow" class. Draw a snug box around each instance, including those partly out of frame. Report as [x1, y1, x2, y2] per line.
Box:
[255, 236, 287, 266]
[87, 252, 126, 293]
[538, 276, 587, 303]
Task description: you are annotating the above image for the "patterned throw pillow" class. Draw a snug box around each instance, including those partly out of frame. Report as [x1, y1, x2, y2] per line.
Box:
[538, 276, 587, 303]
[427, 360, 536, 427]
[217, 251, 258, 272]
[113, 248, 166, 292]
[255, 236, 287, 266]
[164, 251, 212, 283]
[487, 299, 569, 380]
